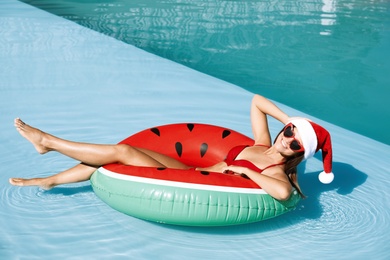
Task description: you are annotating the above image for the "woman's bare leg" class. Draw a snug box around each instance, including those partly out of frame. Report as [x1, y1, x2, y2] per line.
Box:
[9, 163, 97, 190]
[13, 118, 188, 168]
[10, 118, 190, 189]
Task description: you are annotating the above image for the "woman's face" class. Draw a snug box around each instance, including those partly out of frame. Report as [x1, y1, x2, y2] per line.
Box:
[274, 124, 305, 156]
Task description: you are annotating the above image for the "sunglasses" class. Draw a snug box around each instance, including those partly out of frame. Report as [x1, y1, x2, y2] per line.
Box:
[282, 123, 305, 152]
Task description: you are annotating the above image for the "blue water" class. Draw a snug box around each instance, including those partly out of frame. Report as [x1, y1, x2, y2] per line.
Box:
[19, 0, 390, 145]
[1, 0, 390, 259]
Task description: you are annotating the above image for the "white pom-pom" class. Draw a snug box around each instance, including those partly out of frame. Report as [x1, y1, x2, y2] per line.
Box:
[318, 171, 334, 184]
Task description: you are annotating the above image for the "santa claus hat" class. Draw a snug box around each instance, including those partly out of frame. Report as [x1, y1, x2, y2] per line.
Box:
[288, 118, 334, 184]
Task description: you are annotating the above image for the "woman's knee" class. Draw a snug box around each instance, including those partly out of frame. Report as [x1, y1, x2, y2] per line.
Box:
[116, 144, 135, 157]
[115, 144, 145, 164]
[114, 144, 163, 167]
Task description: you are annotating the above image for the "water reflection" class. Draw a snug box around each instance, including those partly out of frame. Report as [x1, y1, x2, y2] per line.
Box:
[320, 0, 337, 35]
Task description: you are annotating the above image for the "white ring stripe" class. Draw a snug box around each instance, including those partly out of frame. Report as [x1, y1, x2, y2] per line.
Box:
[98, 167, 267, 195]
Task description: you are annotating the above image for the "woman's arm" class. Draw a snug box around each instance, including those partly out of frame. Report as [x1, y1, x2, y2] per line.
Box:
[195, 162, 227, 173]
[223, 165, 292, 201]
[250, 94, 290, 145]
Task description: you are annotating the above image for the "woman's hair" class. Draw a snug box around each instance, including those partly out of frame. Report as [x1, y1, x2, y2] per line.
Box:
[284, 152, 305, 198]
[274, 130, 306, 198]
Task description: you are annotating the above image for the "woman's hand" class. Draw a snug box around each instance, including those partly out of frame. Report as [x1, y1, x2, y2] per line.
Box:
[222, 165, 249, 175]
[195, 162, 227, 173]
[286, 116, 311, 123]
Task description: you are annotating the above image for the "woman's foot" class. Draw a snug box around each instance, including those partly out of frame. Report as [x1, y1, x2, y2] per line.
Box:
[14, 118, 50, 154]
[9, 177, 55, 190]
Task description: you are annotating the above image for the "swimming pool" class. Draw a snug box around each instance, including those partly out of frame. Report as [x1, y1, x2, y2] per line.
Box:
[19, 0, 390, 145]
[1, 0, 390, 259]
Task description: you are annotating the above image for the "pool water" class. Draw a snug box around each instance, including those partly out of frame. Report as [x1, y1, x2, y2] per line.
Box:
[19, 0, 390, 145]
[1, 0, 390, 259]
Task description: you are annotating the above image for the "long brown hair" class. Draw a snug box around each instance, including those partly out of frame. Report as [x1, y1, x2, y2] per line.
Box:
[284, 152, 305, 198]
[274, 130, 306, 198]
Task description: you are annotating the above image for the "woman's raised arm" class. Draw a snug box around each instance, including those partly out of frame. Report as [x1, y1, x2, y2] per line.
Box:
[250, 94, 289, 145]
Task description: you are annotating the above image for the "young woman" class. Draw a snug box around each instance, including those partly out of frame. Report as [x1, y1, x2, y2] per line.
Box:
[9, 94, 334, 200]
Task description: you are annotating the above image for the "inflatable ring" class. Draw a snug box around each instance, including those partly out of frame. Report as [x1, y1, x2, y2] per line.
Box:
[90, 123, 300, 226]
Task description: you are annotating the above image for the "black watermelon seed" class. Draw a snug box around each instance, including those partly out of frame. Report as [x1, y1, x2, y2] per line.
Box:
[200, 143, 208, 157]
[222, 130, 231, 139]
[187, 123, 195, 132]
[157, 167, 166, 171]
[240, 174, 250, 179]
[200, 171, 210, 175]
[175, 142, 183, 157]
[150, 128, 160, 136]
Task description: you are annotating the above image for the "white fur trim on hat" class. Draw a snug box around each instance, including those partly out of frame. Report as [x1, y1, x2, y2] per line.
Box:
[288, 119, 317, 160]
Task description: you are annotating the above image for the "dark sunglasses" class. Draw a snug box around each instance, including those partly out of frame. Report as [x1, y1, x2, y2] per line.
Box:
[283, 123, 305, 152]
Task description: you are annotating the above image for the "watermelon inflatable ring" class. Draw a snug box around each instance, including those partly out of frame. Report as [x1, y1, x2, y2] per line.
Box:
[90, 123, 300, 226]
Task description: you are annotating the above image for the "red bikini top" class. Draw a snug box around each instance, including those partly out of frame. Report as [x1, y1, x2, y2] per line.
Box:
[224, 145, 285, 173]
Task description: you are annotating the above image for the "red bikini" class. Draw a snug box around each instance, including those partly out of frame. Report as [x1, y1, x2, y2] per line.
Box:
[224, 145, 285, 173]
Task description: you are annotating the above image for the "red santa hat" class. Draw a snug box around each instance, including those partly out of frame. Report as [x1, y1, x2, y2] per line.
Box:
[288, 118, 334, 184]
